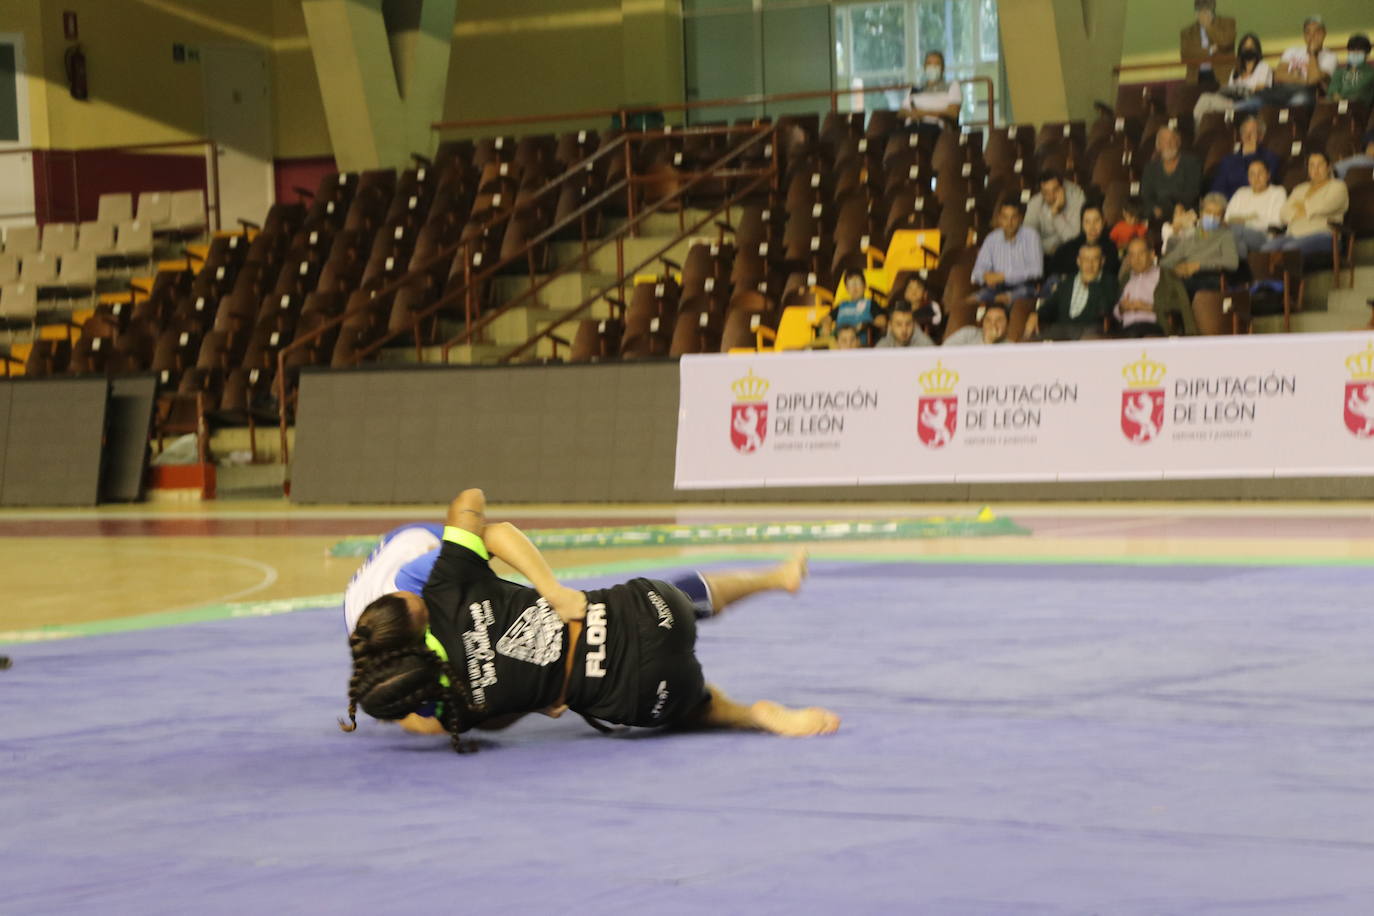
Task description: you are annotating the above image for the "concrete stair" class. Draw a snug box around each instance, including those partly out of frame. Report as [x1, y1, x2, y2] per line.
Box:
[378, 208, 728, 366]
[1253, 264, 1374, 334]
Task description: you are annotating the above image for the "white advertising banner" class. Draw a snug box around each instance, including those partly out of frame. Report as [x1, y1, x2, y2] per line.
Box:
[675, 332, 1374, 488]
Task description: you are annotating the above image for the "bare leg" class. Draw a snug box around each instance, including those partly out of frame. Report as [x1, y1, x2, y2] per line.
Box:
[685, 683, 840, 737]
[700, 550, 808, 616]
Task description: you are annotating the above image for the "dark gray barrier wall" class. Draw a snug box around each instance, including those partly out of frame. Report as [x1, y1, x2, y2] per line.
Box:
[102, 376, 156, 503]
[0, 378, 109, 507]
[291, 363, 1374, 504]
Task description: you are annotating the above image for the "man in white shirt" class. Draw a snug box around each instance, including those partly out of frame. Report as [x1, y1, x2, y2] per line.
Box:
[900, 51, 961, 139]
[1224, 159, 1287, 256]
[1271, 16, 1338, 106]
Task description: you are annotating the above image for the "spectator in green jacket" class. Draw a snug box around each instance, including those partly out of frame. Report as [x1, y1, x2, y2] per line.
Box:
[1329, 34, 1374, 107]
[1025, 243, 1119, 340]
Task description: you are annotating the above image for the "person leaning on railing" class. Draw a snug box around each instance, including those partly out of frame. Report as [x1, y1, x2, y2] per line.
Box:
[899, 51, 961, 141]
[1180, 0, 1236, 91]
[1193, 32, 1272, 122]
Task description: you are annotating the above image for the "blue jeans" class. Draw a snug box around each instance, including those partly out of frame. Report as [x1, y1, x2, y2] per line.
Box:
[1260, 232, 1331, 257]
[973, 282, 1038, 303]
[1232, 225, 1270, 258]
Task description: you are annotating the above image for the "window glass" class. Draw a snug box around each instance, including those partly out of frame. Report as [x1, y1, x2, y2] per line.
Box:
[0, 45, 19, 143]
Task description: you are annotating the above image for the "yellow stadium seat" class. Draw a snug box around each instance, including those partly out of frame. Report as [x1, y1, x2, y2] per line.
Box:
[863, 229, 941, 298]
[755, 300, 831, 352]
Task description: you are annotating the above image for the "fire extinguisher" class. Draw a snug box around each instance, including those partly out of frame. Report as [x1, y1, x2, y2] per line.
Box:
[64, 44, 88, 101]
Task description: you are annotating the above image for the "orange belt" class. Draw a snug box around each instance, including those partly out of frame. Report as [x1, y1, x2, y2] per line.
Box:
[553, 618, 583, 711]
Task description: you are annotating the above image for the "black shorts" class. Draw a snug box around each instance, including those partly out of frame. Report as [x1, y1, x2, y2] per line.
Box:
[573, 577, 709, 728]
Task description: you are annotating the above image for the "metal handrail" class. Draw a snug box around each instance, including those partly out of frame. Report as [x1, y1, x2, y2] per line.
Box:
[432, 77, 998, 135]
[273, 135, 633, 465]
[499, 169, 775, 364]
[1114, 50, 1286, 78]
[440, 124, 775, 361]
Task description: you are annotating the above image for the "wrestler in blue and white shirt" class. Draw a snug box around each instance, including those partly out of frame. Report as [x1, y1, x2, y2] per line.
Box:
[342, 523, 444, 633]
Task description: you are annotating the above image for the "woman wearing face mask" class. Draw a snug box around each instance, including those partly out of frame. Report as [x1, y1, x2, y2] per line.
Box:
[899, 51, 961, 140]
[1328, 34, 1373, 107]
[1193, 32, 1271, 121]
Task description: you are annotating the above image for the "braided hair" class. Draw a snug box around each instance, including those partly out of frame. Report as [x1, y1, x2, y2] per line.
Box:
[339, 594, 486, 754]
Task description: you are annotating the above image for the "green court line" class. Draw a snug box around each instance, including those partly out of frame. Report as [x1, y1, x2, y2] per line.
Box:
[326, 511, 1028, 558]
[5, 548, 1373, 647]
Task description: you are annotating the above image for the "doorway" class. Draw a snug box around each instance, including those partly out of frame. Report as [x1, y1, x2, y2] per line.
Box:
[202, 45, 274, 231]
[0, 34, 35, 231]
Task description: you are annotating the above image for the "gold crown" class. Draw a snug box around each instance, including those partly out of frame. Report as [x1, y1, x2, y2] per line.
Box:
[732, 369, 770, 402]
[918, 361, 959, 396]
[1346, 342, 1374, 381]
[1122, 352, 1167, 389]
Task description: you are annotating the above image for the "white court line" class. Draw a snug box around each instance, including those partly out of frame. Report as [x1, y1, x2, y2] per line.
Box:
[111, 546, 281, 617]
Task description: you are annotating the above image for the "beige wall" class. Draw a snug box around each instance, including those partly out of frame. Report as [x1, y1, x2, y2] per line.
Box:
[1000, 0, 1127, 125]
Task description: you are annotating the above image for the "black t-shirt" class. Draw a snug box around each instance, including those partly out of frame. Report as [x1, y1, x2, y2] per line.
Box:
[422, 535, 704, 727]
[422, 538, 569, 719]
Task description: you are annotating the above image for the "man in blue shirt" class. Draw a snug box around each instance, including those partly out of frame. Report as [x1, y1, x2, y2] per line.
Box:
[969, 201, 1044, 306]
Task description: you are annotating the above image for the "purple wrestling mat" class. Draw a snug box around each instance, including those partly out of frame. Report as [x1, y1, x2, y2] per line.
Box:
[4, 561, 1374, 914]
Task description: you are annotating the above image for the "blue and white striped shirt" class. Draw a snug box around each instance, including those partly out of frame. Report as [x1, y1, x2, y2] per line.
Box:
[971, 227, 1044, 287]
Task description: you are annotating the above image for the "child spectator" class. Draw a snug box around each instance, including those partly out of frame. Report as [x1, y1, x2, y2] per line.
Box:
[1110, 197, 1149, 252]
[831, 271, 876, 331]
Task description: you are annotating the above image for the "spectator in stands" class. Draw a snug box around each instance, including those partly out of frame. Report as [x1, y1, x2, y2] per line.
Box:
[1024, 243, 1118, 339]
[1210, 115, 1280, 199]
[1335, 130, 1374, 179]
[1269, 16, 1337, 107]
[1024, 170, 1086, 256]
[968, 201, 1043, 306]
[833, 325, 862, 350]
[1180, 0, 1236, 92]
[1162, 193, 1241, 293]
[874, 303, 934, 347]
[1110, 196, 1149, 252]
[1115, 237, 1194, 336]
[1142, 127, 1203, 221]
[1194, 32, 1272, 121]
[900, 51, 961, 139]
[831, 271, 875, 331]
[1329, 34, 1374, 107]
[943, 301, 1009, 346]
[1225, 158, 1287, 256]
[1262, 150, 1349, 256]
[1048, 205, 1120, 282]
[890, 272, 945, 341]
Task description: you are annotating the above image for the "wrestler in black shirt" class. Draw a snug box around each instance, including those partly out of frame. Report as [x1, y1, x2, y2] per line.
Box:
[339, 488, 839, 751]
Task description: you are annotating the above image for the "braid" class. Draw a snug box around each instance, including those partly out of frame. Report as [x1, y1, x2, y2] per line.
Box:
[339, 642, 488, 754]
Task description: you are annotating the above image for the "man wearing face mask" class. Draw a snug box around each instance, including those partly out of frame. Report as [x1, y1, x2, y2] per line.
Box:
[1180, 0, 1236, 92]
[1329, 34, 1374, 107]
[1161, 194, 1240, 295]
[900, 51, 961, 140]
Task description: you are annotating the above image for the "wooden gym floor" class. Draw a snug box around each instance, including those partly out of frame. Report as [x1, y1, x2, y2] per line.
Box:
[2, 500, 1373, 641]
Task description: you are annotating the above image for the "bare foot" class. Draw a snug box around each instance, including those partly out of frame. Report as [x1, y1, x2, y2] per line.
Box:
[750, 699, 840, 736]
[775, 550, 809, 594]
